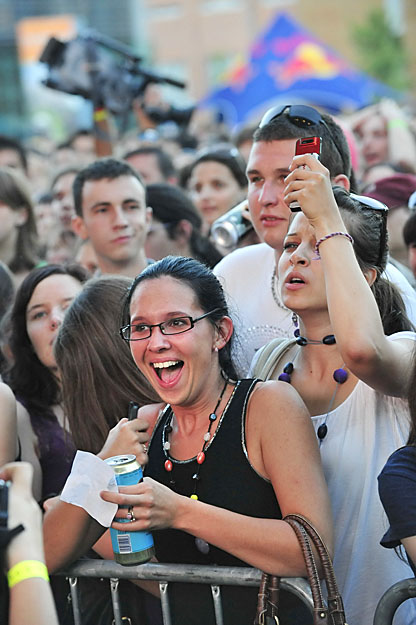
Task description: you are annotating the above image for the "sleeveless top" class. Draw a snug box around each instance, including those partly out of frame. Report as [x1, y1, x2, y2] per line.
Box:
[144, 379, 310, 625]
[18, 397, 76, 502]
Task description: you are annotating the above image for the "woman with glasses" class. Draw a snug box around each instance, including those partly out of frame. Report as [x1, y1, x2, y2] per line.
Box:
[252, 154, 416, 625]
[46, 255, 332, 625]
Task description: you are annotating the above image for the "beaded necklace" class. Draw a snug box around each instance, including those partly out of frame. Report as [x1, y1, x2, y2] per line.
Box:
[162, 376, 229, 500]
[277, 333, 348, 443]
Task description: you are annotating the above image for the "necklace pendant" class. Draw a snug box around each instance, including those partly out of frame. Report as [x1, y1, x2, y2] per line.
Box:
[164, 459, 173, 472]
[333, 368, 348, 384]
[197, 451, 205, 465]
[317, 423, 328, 440]
[190, 494, 198, 500]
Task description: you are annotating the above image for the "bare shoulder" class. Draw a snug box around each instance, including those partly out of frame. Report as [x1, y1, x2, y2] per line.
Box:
[138, 402, 166, 432]
[0, 382, 16, 412]
[249, 379, 308, 419]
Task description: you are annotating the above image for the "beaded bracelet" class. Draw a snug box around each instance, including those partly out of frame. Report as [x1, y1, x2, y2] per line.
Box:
[7, 560, 49, 588]
[314, 232, 354, 260]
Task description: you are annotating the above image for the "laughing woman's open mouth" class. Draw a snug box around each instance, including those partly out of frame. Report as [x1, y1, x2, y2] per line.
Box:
[152, 360, 184, 385]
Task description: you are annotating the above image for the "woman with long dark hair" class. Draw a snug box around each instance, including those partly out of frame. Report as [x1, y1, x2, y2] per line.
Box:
[2, 264, 88, 501]
[252, 153, 416, 625]
[44, 256, 331, 625]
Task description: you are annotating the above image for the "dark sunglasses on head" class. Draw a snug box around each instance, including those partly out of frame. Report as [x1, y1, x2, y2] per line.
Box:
[258, 104, 346, 173]
[349, 193, 389, 213]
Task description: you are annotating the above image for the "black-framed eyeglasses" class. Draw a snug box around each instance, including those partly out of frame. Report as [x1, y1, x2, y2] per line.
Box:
[258, 104, 346, 174]
[120, 308, 220, 342]
[349, 193, 389, 266]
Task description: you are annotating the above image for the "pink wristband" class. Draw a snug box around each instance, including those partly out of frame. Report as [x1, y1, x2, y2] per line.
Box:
[314, 232, 354, 259]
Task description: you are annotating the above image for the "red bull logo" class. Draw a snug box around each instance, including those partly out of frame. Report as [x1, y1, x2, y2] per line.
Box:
[269, 41, 350, 88]
[219, 54, 254, 92]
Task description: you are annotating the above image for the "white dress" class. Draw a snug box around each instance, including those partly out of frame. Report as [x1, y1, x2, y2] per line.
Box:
[311, 332, 416, 625]
[214, 243, 416, 377]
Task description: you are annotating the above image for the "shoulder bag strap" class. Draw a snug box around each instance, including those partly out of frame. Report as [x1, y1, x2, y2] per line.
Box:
[284, 514, 347, 625]
[253, 337, 297, 381]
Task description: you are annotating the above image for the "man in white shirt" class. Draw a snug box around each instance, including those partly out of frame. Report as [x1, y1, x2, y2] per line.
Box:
[214, 105, 416, 374]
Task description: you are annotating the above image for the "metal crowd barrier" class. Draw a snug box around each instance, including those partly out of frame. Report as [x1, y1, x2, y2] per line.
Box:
[373, 578, 416, 625]
[56, 559, 314, 625]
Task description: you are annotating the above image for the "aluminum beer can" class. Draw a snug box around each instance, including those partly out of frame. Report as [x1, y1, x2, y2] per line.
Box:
[105, 454, 155, 565]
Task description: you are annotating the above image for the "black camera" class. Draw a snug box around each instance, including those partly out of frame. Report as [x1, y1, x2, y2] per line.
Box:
[39, 30, 188, 120]
[0, 479, 8, 530]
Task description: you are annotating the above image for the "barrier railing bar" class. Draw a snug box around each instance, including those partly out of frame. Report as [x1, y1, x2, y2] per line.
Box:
[56, 560, 315, 624]
[68, 576, 81, 625]
[211, 585, 223, 625]
[110, 577, 124, 625]
[373, 578, 416, 625]
[159, 582, 171, 625]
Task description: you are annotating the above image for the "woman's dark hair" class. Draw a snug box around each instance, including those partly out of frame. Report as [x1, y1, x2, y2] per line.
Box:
[146, 183, 222, 268]
[2, 264, 89, 417]
[55, 276, 160, 453]
[0, 167, 40, 273]
[333, 186, 413, 335]
[123, 256, 238, 380]
[179, 143, 247, 189]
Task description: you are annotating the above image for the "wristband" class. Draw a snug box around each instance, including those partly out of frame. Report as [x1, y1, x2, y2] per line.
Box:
[387, 118, 408, 129]
[314, 232, 354, 259]
[8, 560, 49, 588]
[93, 108, 107, 122]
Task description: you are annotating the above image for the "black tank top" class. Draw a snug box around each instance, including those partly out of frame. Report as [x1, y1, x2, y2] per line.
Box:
[144, 379, 308, 625]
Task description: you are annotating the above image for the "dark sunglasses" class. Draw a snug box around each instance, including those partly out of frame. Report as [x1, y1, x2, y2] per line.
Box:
[258, 104, 346, 174]
[349, 193, 389, 267]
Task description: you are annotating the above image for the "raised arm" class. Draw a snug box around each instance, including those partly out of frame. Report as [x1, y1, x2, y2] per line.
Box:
[101, 381, 332, 576]
[284, 155, 415, 396]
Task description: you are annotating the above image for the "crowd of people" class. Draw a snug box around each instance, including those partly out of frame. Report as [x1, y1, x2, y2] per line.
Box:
[1, 93, 416, 625]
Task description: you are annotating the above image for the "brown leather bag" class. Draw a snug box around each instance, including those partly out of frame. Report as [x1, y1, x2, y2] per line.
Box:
[254, 514, 347, 625]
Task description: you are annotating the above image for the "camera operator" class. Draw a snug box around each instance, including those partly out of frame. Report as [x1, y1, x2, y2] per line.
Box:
[0, 462, 58, 625]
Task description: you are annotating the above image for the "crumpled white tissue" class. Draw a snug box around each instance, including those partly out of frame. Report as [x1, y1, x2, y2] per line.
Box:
[60, 451, 118, 527]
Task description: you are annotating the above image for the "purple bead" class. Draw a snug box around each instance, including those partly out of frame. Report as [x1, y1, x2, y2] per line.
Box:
[278, 372, 291, 383]
[333, 368, 348, 384]
[294, 328, 300, 338]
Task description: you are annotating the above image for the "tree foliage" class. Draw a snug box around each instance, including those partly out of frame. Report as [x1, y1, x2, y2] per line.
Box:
[351, 8, 410, 90]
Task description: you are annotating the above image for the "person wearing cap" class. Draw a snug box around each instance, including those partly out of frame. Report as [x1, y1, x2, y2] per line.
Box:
[364, 173, 416, 286]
